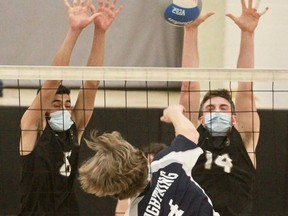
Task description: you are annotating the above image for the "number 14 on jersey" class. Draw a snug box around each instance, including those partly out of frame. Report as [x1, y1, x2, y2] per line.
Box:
[204, 151, 233, 173]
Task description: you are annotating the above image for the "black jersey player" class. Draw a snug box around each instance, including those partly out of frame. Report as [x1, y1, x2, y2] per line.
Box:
[179, 0, 268, 215]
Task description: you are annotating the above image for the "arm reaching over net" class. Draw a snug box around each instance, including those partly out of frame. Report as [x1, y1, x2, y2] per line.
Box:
[178, 1, 268, 215]
[72, 0, 123, 141]
[18, 0, 123, 215]
[20, 0, 100, 155]
[226, 0, 268, 167]
[179, 11, 214, 126]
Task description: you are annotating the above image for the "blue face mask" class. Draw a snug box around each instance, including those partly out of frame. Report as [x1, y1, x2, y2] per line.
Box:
[48, 110, 73, 131]
[204, 112, 232, 136]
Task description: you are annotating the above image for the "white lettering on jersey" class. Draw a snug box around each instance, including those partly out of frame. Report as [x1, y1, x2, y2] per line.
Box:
[168, 199, 184, 216]
[144, 171, 179, 216]
[214, 153, 233, 173]
[59, 151, 72, 177]
[204, 150, 233, 173]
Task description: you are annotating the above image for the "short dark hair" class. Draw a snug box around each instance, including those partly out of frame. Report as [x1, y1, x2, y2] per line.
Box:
[55, 85, 70, 95]
[198, 89, 236, 118]
[37, 84, 70, 95]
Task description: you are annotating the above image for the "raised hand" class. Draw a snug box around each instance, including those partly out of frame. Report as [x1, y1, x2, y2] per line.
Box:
[185, 11, 215, 30]
[226, 0, 268, 33]
[64, 0, 100, 31]
[91, 0, 123, 32]
[160, 105, 185, 123]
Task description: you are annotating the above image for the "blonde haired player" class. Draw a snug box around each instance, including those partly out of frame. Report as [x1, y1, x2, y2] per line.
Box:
[79, 105, 219, 215]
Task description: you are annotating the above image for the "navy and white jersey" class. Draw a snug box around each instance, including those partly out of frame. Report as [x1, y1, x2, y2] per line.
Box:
[125, 135, 219, 216]
[192, 125, 256, 216]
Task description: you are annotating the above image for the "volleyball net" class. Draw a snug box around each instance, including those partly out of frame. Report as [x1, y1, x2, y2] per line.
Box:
[1, 65, 288, 109]
[0, 66, 287, 215]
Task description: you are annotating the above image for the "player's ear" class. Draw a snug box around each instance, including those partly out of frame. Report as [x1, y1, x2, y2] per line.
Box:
[198, 116, 204, 125]
[231, 115, 237, 125]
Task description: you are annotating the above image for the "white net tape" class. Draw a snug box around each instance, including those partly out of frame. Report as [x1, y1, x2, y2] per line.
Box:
[1, 65, 288, 82]
[1, 66, 288, 109]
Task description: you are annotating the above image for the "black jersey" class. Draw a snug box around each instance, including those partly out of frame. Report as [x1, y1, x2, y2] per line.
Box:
[19, 122, 80, 216]
[125, 135, 219, 216]
[192, 125, 256, 216]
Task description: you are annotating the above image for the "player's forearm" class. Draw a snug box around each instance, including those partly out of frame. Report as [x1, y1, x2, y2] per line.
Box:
[171, 112, 199, 144]
[182, 27, 199, 68]
[179, 81, 200, 125]
[87, 28, 106, 67]
[52, 28, 82, 66]
[237, 31, 255, 69]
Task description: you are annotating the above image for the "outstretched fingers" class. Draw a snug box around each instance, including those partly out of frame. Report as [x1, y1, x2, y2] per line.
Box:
[258, 7, 269, 16]
[90, 9, 102, 21]
[98, 0, 104, 8]
[252, 0, 269, 17]
[80, 0, 85, 7]
[104, 0, 123, 17]
[253, 0, 260, 10]
[241, 0, 247, 11]
[114, 5, 124, 17]
[225, 13, 236, 22]
[110, 0, 119, 11]
[90, 3, 97, 14]
[202, 12, 215, 21]
[64, 0, 93, 10]
[64, 0, 71, 9]
[105, 0, 110, 8]
[248, 0, 253, 9]
[192, 11, 215, 27]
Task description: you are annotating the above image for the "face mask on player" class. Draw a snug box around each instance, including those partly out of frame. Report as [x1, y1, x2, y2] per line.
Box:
[48, 110, 73, 131]
[204, 112, 232, 136]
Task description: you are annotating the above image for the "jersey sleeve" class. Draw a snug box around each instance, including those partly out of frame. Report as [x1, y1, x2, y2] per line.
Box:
[152, 135, 203, 177]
